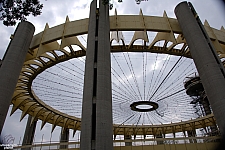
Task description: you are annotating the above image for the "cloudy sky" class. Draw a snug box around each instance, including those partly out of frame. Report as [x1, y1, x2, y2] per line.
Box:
[1, 0, 225, 146]
[0, 0, 224, 59]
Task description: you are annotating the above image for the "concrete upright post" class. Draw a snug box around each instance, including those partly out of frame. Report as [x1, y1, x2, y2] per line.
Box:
[175, 2, 225, 134]
[80, 0, 113, 149]
[80, 0, 97, 149]
[187, 130, 197, 143]
[22, 115, 37, 150]
[95, 1, 113, 150]
[124, 135, 132, 146]
[156, 134, 164, 145]
[60, 128, 69, 149]
[0, 21, 35, 134]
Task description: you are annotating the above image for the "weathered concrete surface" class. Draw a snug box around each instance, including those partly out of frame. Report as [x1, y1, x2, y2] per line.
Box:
[0, 21, 35, 134]
[60, 128, 69, 149]
[175, 2, 225, 135]
[80, 0, 97, 149]
[96, 1, 113, 150]
[22, 115, 37, 150]
[80, 0, 113, 149]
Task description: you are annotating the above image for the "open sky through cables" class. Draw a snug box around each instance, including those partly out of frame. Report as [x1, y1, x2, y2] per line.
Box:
[32, 35, 199, 126]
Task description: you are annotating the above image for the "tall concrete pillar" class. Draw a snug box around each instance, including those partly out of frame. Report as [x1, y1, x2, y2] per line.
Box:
[175, 2, 225, 135]
[156, 134, 164, 145]
[22, 115, 37, 150]
[80, 0, 97, 149]
[0, 21, 35, 134]
[80, 0, 113, 150]
[60, 128, 69, 149]
[124, 135, 132, 146]
[96, 1, 113, 150]
[187, 130, 197, 143]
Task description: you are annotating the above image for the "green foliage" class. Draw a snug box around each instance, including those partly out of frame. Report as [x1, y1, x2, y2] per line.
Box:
[102, 0, 110, 5]
[102, 0, 114, 10]
[0, 0, 43, 26]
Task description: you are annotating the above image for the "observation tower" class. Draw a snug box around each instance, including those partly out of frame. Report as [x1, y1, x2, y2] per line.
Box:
[0, 0, 225, 150]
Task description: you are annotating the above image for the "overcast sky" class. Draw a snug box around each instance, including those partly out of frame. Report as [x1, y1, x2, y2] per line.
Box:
[1, 0, 225, 146]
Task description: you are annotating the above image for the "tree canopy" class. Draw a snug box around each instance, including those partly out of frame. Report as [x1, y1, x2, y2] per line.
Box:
[0, 0, 43, 26]
[0, 0, 144, 26]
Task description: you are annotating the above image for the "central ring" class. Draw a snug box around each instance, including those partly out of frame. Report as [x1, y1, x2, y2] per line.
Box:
[130, 101, 159, 112]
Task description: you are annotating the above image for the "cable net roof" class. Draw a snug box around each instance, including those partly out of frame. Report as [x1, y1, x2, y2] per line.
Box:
[32, 49, 199, 126]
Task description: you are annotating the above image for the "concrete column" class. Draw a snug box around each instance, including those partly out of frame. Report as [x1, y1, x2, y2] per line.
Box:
[187, 130, 197, 143]
[22, 115, 37, 150]
[0, 21, 35, 134]
[175, 2, 225, 135]
[80, 0, 97, 149]
[95, 1, 113, 150]
[80, 0, 113, 149]
[156, 134, 164, 145]
[124, 135, 132, 146]
[60, 128, 69, 149]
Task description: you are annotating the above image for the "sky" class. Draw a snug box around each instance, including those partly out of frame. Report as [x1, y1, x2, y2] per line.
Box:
[1, 0, 225, 146]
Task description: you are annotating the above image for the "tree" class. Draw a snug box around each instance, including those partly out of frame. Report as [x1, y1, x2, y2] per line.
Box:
[0, 0, 43, 26]
[102, 0, 144, 10]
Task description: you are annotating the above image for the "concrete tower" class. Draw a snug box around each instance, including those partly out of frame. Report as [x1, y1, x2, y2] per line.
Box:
[59, 128, 69, 149]
[175, 2, 225, 135]
[0, 21, 35, 135]
[80, 0, 113, 150]
[22, 115, 37, 150]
